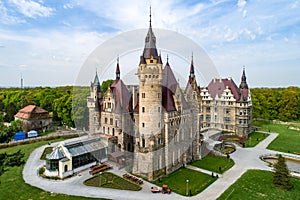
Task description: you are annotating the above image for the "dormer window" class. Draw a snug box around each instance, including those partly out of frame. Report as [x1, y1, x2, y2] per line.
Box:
[150, 59, 153, 63]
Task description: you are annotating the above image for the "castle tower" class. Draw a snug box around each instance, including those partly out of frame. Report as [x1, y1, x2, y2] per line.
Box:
[237, 67, 252, 137]
[133, 8, 164, 181]
[185, 55, 202, 160]
[87, 71, 102, 135]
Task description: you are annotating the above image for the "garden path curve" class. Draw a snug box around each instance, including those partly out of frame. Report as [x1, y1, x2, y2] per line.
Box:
[23, 132, 287, 200]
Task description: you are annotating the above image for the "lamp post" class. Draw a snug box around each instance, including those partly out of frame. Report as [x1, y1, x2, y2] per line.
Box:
[186, 179, 189, 196]
[100, 172, 103, 187]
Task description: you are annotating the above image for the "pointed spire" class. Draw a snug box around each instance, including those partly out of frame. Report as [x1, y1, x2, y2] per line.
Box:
[142, 6, 158, 60]
[116, 57, 120, 80]
[93, 69, 101, 92]
[94, 68, 100, 84]
[149, 6, 152, 27]
[239, 66, 248, 89]
[189, 53, 195, 80]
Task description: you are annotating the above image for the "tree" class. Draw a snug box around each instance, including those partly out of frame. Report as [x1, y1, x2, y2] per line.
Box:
[101, 79, 114, 93]
[0, 150, 25, 184]
[273, 154, 293, 190]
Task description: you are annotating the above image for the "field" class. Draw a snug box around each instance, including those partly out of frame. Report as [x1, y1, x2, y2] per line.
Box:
[84, 172, 141, 191]
[244, 132, 269, 147]
[253, 121, 300, 154]
[0, 137, 106, 200]
[153, 168, 216, 196]
[191, 154, 234, 174]
[218, 170, 300, 200]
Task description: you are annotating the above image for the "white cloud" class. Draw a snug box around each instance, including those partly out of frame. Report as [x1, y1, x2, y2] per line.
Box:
[237, 0, 247, 10]
[242, 10, 247, 18]
[9, 0, 54, 18]
[0, 1, 26, 24]
[63, 3, 73, 9]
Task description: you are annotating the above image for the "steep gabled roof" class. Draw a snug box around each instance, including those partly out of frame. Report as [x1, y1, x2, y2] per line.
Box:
[162, 62, 189, 111]
[111, 79, 132, 112]
[15, 105, 51, 120]
[207, 78, 240, 100]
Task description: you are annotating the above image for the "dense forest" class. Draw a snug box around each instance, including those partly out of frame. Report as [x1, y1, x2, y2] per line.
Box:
[0, 84, 299, 137]
[251, 87, 300, 121]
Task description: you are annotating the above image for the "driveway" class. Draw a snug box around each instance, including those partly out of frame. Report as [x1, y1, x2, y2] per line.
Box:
[23, 132, 284, 200]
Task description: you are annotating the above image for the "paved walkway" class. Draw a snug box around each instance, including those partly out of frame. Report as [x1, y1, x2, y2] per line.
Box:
[23, 132, 289, 200]
[186, 165, 222, 177]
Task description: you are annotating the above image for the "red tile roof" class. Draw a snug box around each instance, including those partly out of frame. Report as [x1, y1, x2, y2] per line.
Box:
[15, 105, 51, 120]
[207, 78, 240, 100]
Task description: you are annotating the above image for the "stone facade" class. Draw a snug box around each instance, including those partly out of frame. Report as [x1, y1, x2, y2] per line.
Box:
[200, 75, 252, 137]
[87, 17, 252, 181]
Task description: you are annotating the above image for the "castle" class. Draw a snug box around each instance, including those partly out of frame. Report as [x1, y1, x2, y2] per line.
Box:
[87, 15, 252, 181]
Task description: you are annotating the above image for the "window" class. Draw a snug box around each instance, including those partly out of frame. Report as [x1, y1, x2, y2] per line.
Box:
[206, 107, 210, 113]
[105, 118, 108, 124]
[142, 138, 145, 147]
[200, 115, 203, 122]
[110, 118, 113, 125]
[239, 119, 243, 124]
[206, 115, 211, 122]
[142, 122, 145, 127]
[142, 107, 145, 113]
[224, 117, 231, 123]
[158, 93, 160, 98]
[158, 122, 160, 128]
[150, 59, 153, 63]
[115, 120, 118, 127]
[225, 108, 230, 114]
[244, 109, 247, 115]
[142, 93, 145, 98]
[158, 107, 160, 112]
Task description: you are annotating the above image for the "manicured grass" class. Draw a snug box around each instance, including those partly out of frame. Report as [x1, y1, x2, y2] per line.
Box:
[253, 121, 300, 154]
[218, 170, 300, 200]
[40, 146, 54, 160]
[153, 168, 216, 196]
[191, 154, 235, 174]
[244, 132, 269, 147]
[39, 130, 56, 136]
[84, 172, 141, 191]
[0, 137, 106, 200]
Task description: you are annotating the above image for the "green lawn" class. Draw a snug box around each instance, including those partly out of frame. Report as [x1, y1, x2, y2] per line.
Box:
[244, 132, 269, 147]
[253, 121, 300, 154]
[191, 154, 235, 174]
[84, 172, 141, 191]
[153, 168, 216, 196]
[218, 170, 300, 200]
[40, 146, 54, 160]
[0, 137, 106, 200]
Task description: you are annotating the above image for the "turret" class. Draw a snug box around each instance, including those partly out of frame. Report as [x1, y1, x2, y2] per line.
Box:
[116, 57, 120, 80]
[239, 67, 248, 89]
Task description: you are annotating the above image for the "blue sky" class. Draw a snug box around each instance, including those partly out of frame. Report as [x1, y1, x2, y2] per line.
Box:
[0, 0, 299, 87]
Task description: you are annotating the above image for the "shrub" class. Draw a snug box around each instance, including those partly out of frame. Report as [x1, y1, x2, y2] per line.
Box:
[39, 167, 45, 175]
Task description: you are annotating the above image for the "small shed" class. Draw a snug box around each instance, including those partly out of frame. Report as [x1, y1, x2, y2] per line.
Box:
[28, 130, 38, 138]
[14, 132, 26, 141]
